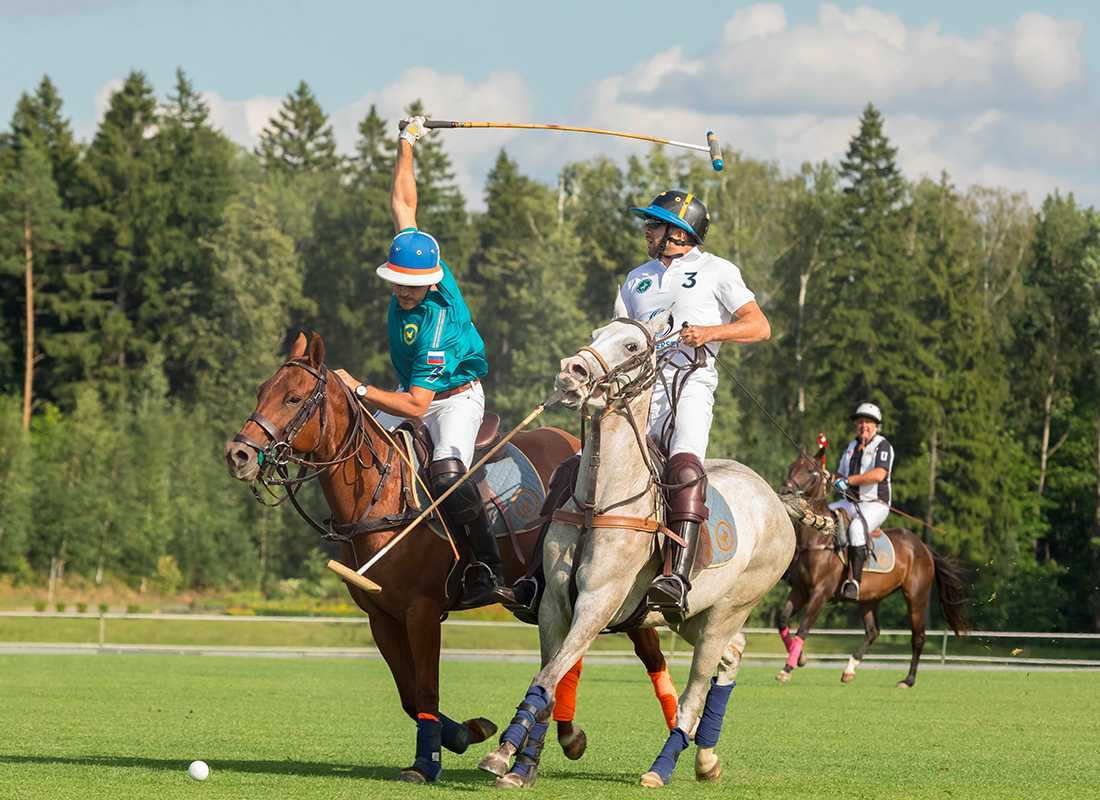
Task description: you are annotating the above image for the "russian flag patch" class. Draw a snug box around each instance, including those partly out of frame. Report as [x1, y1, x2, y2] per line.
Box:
[427, 350, 445, 366]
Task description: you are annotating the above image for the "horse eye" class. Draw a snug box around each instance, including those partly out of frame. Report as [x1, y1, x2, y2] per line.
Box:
[626, 343, 639, 353]
[288, 395, 302, 404]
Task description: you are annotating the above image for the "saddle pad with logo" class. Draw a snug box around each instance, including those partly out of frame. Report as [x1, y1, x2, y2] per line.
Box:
[659, 483, 739, 570]
[396, 429, 546, 541]
[838, 528, 896, 574]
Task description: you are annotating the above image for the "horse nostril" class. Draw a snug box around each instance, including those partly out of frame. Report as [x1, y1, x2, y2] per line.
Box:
[571, 363, 588, 378]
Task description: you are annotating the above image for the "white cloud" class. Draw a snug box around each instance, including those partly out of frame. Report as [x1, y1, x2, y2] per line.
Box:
[1009, 13, 1085, 93]
[202, 91, 285, 152]
[93, 77, 123, 124]
[722, 4, 787, 45]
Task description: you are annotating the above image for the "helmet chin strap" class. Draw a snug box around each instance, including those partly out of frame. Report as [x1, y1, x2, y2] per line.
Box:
[657, 225, 692, 261]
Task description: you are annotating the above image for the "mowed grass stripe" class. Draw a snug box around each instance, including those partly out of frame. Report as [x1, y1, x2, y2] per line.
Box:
[0, 654, 1096, 799]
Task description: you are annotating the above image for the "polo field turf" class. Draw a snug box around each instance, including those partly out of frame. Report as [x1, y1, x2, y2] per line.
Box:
[1, 654, 1096, 799]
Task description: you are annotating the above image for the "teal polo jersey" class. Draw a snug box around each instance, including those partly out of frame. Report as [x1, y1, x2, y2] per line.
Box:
[386, 242, 488, 393]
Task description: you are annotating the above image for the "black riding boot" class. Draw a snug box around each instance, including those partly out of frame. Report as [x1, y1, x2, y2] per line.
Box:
[647, 453, 708, 623]
[431, 458, 505, 608]
[646, 520, 701, 623]
[841, 545, 867, 601]
[491, 454, 582, 617]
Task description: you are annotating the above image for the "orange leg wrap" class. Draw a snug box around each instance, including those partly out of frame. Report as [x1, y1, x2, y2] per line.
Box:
[553, 659, 583, 722]
[649, 668, 679, 730]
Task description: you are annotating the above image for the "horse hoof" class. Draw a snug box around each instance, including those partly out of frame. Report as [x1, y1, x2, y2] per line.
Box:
[696, 760, 721, 782]
[841, 672, 855, 683]
[492, 772, 525, 789]
[896, 680, 912, 689]
[396, 766, 428, 784]
[776, 671, 791, 683]
[558, 724, 587, 760]
[479, 748, 512, 777]
[798, 651, 807, 668]
[640, 771, 667, 787]
[465, 717, 498, 743]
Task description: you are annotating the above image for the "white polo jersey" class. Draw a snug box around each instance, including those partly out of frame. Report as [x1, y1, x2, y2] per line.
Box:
[837, 434, 894, 505]
[613, 247, 756, 388]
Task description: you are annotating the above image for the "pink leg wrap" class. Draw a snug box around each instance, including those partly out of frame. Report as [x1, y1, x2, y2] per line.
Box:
[553, 659, 583, 722]
[648, 668, 679, 730]
[785, 636, 804, 670]
[780, 627, 793, 653]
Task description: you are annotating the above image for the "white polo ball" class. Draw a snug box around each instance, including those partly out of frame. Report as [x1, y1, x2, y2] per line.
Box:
[188, 760, 210, 781]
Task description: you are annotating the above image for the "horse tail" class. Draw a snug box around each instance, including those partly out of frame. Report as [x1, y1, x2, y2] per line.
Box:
[931, 549, 971, 638]
[778, 492, 835, 534]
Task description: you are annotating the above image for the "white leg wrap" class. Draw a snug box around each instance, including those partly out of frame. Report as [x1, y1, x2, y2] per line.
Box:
[844, 656, 860, 674]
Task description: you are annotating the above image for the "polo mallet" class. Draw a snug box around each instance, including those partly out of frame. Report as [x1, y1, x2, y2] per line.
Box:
[326, 390, 563, 593]
[403, 119, 724, 171]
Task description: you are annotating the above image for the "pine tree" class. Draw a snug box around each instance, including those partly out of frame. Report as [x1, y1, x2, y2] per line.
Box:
[257, 81, 340, 174]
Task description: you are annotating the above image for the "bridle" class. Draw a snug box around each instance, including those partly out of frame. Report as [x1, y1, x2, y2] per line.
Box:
[232, 358, 398, 538]
[781, 457, 827, 500]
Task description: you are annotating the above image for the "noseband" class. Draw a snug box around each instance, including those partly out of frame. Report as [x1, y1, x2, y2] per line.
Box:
[574, 317, 660, 413]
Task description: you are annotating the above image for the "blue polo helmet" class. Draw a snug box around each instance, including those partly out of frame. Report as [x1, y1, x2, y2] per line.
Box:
[376, 230, 444, 286]
[630, 189, 710, 245]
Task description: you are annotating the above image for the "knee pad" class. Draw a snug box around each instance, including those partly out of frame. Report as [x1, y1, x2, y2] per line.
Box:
[430, 458, 480, 523]
[664, 453, 709, 524]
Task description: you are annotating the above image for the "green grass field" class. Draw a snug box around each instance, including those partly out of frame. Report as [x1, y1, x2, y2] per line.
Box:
[1, 654, 1097, 799]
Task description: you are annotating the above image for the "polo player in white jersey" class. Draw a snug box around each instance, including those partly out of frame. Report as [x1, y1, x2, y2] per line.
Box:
[614, 190, 771, 621]
[828, 402, 895, 600]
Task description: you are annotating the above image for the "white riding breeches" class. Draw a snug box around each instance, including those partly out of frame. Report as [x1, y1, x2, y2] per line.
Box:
[827, 499, 890, 547]
[647, 374, 716, 460]
[373, 382, 485, 469]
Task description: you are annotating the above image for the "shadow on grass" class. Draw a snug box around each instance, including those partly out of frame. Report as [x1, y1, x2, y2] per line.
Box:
[0, 755, 486, 784]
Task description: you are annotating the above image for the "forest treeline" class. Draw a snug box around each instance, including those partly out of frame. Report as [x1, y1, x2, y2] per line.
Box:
[1, 70, 1098, 632]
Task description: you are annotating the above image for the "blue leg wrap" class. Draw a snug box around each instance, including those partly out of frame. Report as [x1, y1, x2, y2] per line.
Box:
[509, 722, 548, 781]
[501, 685, 551, 751]
[412, 717, 442, 782]
[648, 726, 690, 785]
[695, 678, 735, 749]
[439, 714, 471, 754]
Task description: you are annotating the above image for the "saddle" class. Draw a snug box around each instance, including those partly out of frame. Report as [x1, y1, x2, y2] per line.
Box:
[396, 411, 506, 472]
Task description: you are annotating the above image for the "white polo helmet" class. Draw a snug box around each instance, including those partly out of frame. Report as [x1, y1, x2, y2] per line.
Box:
[851, 402, 882, 424]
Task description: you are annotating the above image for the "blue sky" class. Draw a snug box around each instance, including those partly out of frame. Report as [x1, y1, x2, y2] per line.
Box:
[2, 0, 1098, 209]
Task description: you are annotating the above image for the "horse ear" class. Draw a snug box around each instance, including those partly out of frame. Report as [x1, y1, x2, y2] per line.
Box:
[643, 307, 672, 337]
[309, 332, 325, 367]
[814, 445, 826, 459]
[289, 333, 307, 359]
[798, 444, 807, 456]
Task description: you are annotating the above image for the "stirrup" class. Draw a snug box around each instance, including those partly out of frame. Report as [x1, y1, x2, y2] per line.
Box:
[646, 575, 689, 621]
[840, 579, 860, 601]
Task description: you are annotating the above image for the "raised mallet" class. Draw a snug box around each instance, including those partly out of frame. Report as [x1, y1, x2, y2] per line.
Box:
[404, 119, 724, 171]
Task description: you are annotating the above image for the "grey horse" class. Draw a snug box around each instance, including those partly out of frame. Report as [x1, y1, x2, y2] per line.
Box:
[478, 311, 795, 787]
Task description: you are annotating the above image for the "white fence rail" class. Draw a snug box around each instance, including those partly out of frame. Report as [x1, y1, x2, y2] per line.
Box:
[2, 611, 1098, 670]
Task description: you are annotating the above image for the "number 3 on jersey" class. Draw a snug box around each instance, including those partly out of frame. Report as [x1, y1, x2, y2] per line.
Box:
[682, 272, 698, 288]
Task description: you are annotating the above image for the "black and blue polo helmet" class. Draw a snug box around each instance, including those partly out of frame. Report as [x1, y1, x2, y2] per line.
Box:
[630, 189, 710, 245]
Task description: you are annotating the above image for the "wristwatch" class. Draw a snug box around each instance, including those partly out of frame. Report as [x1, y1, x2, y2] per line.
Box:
[355, 384, 368, 399]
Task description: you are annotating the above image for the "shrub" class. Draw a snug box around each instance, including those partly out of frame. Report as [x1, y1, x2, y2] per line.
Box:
[55, 602, 66, 612]
[126, 604, 139, 614]
[150, 555, 181, 595]
[76, 602, 88, 613]
[34, 599, 46, 612]
[98, 603, 109, 613]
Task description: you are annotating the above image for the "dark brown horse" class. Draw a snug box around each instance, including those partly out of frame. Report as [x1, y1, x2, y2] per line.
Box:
[223, 333, 677, 782]
[776, 445, 970, 687]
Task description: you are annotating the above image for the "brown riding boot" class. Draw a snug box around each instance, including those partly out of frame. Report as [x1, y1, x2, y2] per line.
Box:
[647, 453, 708, 623]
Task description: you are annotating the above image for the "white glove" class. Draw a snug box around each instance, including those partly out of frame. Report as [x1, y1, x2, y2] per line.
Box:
[399, 115, 429, 146]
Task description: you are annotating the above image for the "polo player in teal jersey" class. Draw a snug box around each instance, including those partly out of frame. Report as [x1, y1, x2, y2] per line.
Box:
[335, 116, 504, 611]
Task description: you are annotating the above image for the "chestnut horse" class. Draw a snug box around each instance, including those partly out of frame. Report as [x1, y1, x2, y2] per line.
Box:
[223, 333, 677, 783]
[776, 445, 970, 687]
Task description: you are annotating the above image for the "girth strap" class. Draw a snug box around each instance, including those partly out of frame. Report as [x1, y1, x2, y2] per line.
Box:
[551, 509, 684, 546]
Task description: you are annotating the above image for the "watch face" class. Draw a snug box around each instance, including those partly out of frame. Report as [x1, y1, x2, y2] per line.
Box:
[355, 384, 367, 397]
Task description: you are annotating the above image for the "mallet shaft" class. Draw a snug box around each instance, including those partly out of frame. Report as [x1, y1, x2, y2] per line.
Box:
[424, 120, 717, 157]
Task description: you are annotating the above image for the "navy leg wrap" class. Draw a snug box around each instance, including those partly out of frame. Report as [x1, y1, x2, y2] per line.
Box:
[695, 678, 735, 749]
[439, 714, 471, 754]
[648, 726, 690, 785]
[501, 685, 551, 751]
[413, 717, 442, 782]
[509, 722, 548, 781]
